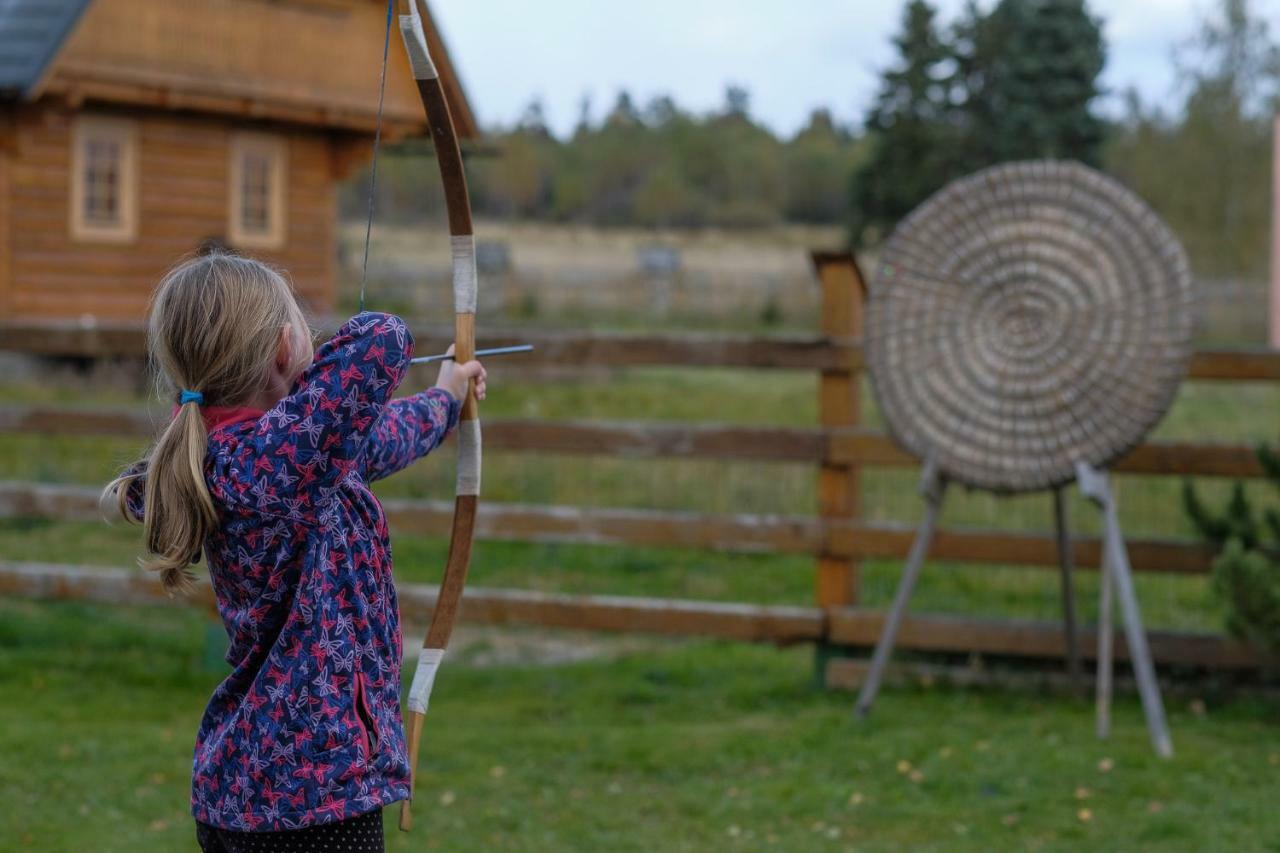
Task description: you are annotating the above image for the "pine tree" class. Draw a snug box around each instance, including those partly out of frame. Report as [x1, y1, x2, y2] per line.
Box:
[849, 0, 963, 246]
[953, 0, 1106, 168]
[1184, 446, 1280, 651]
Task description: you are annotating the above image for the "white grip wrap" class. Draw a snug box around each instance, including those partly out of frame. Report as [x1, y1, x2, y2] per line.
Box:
[451, 235, 478, 313]
[456, 418, 481, 496]
[398, 12, 438, 80]
[406, 648, 445, 715]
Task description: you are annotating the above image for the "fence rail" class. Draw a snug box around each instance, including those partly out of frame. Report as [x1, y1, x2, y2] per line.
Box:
[2, 253, 1278, 678]
[4, 321, 1280, 378]
[0, 404, 1270, 478]
[0, 479, 1230, 574]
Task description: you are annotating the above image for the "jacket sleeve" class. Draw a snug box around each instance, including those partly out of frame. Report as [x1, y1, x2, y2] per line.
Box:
[362, 388, 461, 483]
[208, 312, 413, 518]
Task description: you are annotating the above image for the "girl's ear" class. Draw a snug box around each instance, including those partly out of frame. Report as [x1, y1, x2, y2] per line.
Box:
[275, 323, 293, 373]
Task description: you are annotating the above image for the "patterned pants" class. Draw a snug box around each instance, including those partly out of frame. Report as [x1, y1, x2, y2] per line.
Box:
[195, 809, 384, 853]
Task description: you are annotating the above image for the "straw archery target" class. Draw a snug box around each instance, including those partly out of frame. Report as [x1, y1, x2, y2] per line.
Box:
[866, 160, 1195, 494]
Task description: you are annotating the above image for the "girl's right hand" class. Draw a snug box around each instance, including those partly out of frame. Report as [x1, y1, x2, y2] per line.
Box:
[434, 345, 487, 402]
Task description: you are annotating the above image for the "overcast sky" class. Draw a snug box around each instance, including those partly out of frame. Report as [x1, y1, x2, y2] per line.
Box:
[428, 0, 1280, 137]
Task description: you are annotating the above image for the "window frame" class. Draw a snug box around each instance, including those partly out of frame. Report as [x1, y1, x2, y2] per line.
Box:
[228, 132, 288, 250]
[69, 115, 138, 243]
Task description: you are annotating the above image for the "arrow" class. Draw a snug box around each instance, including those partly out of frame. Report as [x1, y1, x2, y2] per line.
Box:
[409, 344, 534, 365]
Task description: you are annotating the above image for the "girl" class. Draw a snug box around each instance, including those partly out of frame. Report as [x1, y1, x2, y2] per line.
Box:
[107, 252, 486, 851]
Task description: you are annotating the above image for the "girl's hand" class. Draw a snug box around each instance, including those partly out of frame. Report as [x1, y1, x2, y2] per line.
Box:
[434, 345, 487, 402]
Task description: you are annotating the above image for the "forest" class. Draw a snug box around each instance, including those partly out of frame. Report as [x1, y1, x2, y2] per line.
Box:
[345, 0, 1279, 283]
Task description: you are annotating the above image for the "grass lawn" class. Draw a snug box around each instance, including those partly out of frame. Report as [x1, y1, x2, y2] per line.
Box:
[0, 357, 1276, 850]
[2, 597, 1277, 852]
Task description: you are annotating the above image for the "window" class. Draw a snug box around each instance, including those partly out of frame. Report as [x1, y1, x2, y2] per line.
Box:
[229, 133, 287, 249]
[70, 116, 137, 242]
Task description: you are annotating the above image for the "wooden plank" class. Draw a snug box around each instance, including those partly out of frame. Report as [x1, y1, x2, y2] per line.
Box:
[0, 481, 1222, 573]
[826, 608, 1276, 669]
[0, 404, 1267, 479]
[0, 406, 826, 462]
[824, 658, 1280, 694]
[0, 560, 1262, 668]
[0, 139, 10, 318]
[813, 251, 867, 607]
[827, 429, 1269, 479]
[0, 561, 823, 644]
[42, 1, 439, 133]
[1188, 349, 1280, 381]
[481, 419, 823, 461]
[830, 522, 1217, 574]
[4, 313, 1273, 380]
[5, 111, 337, 323]
[380, 499, 825, 555]
[0, 321, 860, 370]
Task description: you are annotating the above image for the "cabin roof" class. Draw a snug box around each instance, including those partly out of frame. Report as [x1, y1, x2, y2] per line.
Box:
[0, 0, 478, 140]
[0, 0, 90, 98]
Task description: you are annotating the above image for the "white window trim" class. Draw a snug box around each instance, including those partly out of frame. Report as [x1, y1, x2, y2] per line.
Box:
[69, 115, 138, 243]
[228, 132, 288, 250]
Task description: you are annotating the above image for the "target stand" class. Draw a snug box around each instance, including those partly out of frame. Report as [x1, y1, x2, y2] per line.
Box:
[853, 161, 1194, 758]
[853, 457, 1173, 758]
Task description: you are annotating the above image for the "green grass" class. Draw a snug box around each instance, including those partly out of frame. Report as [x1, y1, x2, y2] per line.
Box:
[2, 598, 1277, 852]
[0, 357, 1276, 850]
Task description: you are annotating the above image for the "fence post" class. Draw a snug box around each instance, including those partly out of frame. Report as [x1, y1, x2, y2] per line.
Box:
[811, 251, 867, 612]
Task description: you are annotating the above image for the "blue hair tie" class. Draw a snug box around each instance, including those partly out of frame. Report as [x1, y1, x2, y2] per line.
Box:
[179, 390, 204, 406]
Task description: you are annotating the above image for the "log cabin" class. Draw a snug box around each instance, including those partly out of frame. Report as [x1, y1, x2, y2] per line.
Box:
[0, 0, 477, 325]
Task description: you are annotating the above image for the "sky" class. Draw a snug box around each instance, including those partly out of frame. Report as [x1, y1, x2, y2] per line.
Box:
[428, 0, 1280, 138]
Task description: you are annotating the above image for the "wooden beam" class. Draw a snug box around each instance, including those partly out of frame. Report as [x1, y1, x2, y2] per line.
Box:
[0, 405, 824, 461]
[1272, 112, 1280, 349]
[813, 251, 867, 607]
[0, 481, 1225, 573]
[2, 406, 1265, 479]
[824, 658, 1279, 693]
[0, 560, 1263, 669]
[1187, 349, 1280, 381]
[826, 429, 1269, 479]
[0, 136, 10, 319]
[826, 608, 1276, 669]
[0, 322, 859, 371]
[828, 522, 1217, 574]
[2, 318, 1277, 379]
[0, 561, 823, 644]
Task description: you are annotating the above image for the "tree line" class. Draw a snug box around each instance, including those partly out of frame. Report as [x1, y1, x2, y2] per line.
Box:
[344, 0, 1279, 280]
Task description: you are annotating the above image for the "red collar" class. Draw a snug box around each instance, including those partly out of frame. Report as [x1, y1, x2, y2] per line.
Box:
[171, 405, 264, 431]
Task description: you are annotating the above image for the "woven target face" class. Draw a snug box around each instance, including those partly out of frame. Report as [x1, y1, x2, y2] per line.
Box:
[866, 161, 1195, 494]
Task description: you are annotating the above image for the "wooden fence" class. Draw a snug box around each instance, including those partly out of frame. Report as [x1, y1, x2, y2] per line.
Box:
[2, 252, 1279, 678]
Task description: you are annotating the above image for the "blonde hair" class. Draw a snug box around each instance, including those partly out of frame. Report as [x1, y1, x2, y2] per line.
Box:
[106, 252, 311, 593]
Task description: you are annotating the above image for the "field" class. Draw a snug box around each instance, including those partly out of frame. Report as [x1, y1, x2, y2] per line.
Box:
[4, 598, 1279, 852]
[1, 224, 1278, 850]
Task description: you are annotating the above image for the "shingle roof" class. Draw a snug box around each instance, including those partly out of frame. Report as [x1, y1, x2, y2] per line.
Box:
[0, 0, 90, 98]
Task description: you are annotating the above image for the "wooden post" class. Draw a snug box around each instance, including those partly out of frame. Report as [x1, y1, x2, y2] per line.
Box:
[1053, 488, 1083, 688]
[812, 252, 866, 608]
[0, 118, 11, 320]
[1270, 114, 1279, 349]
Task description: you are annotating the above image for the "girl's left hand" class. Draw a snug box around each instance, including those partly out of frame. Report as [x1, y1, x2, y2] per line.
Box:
[434, 345, 487, 402]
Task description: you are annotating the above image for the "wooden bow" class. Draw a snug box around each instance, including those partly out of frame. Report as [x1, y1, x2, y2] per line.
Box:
[395, 0, 480, 832]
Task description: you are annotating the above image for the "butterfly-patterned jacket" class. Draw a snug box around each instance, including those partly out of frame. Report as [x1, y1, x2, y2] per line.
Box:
[130, 312, 459, 831]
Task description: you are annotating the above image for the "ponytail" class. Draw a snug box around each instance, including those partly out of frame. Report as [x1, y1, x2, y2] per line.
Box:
[107, 399, 217, 594]
[104, 250, 308, 595]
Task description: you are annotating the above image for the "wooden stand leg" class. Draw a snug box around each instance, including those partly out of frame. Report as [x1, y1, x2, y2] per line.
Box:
[855, 460, 946, 719]
[1095, 532, 1114, 740]
[1077, 462, 1174, 758]
[1053, 488, 1082, 689]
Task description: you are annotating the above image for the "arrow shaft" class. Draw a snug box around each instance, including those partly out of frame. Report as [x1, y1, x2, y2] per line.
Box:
[410, 344, 533, 365]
